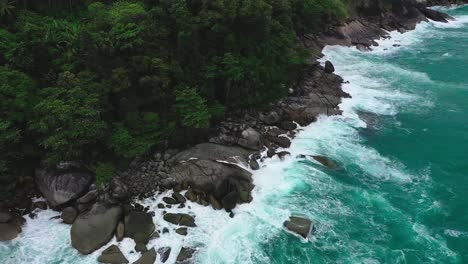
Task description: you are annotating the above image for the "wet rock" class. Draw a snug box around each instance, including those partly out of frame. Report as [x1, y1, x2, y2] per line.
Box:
[207, 194, 222, 210]
[184, 189, 198, 202]
[221, 191, 239, 212]
[135, 242, 147, 253]
[157, 203, 165, 209]
[276, 151, 291, 161]
[158, 247, 171, 263]
[124, 211, 155, 244]
[97, 245, 129, 264]
[175, 227, 188, 236]
[249, 159, 260, 170]
[283, 216, 313, 239]
[163, 197, 179, 205]
[278, 121, 297, 131]
[0, 211, 12, 223]
[33, 201, 48, 210]
[172, 193, 186, 204]
[116, 221, 124, 242]
[324, 60, 335, 73]
[0, 223, 21, 241]
[71, 204, 122, 254]
[36, 161, 94, 207]
[163, 213, 196, 227]
[239, 191, 253, 203]
[61, 207, 78, 224]
[311, 155, 338, 169]
[269, 136, 291, 148]
[133, 248, 156, 264]
[176, 247, 195, 263]
[238, 128, 263, 150]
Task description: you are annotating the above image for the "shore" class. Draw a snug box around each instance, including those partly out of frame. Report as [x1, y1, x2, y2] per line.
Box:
[1, 1, 466, 263]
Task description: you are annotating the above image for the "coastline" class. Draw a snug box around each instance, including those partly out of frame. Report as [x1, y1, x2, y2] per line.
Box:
[1, 1, 466, 262]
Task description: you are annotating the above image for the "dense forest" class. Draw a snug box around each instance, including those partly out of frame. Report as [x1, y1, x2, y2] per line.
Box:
[0, 0, 348, 198]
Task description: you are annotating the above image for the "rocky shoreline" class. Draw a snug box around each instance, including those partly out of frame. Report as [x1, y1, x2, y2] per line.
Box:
[1, 1, 465, 263]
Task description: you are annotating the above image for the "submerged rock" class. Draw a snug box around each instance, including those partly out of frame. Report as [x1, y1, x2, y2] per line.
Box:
[176, 247, 196, 263]
[97, 245, 128, 264]
[283, 216, 313, 239]
[158, 247, 171, 263]
[36, 161, 94, 207]
[311, 155, 338, 169]
[71, 204, 122, 254]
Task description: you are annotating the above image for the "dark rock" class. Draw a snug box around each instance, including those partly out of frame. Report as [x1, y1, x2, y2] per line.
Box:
[267, 148, 276, 158]
[163, 197, 179, 205]
[36, 161, 94, 207]
[278, 121, 297, 131]
[170, 143, 253, 166]
[135, 242, 147, 253]
[97, 245, 129, 264]
[158, 247, 171, 263]
[175, 227, 188, 236]
[249, 159, 260, 170]
[33, 201, 48, 210]
[71, 204, 122, 254]
[124, 211, 155, 244]
[77, 203, 93, 213]
[260, 111, 280, 125]
[207, 195, 222, 210]
[28, 212, 37, 219]
[311, 155, 338, 169]
[324, 60, 335, 73]
[176, 247, 195, 263]
[283, 216, 313, 239]
[222, 191, 239, 212]
[163, 213, 196, 227]
[116, 221, 124, 242]
[269, 136, 291, 148]
[276, 151, 291, 161]
[157, 203, 165, 209]
[184, 190, 197, 202]
[162, 228, 169, 234]
[239, 191, 253, 203]
[172, 193, 186, 204]
[61, 207, 78, 224]
[77, 190, 98, 204]
[0, 221, 22, 241]
[133, 248, 156, 264]
[0, 211, 12, 223]
[238, 128, 263, 150]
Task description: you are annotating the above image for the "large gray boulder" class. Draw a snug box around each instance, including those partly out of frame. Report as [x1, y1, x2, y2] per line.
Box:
[237, 128, 263, 150]
[170, 160, 251, 196]
[71, 204, 122, 254]
[36, 161, 94, 207]
[171, 143, 254, 165]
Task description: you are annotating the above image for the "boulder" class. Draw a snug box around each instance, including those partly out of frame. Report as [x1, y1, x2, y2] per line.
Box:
[278, 121, 297, 131]
[97, 245, 129, 264]
[124, 211, 155, 244]
[163, 213, 196, 227]
[0, 211, 12, 223]
[175, 227, 188, 236]
[71, 204, 122, 254]
[172, 193, 186, 204]
[110, 177, 129, 201]
[260, 111, 280, 125]
[135, 243, 147, 253]
[184, 189, 197, 202]
[276, 151, 291, 161]
[61, 207, 78, 224]
[324, 60, 335, 73]
[269, 136, 291, 148]
[33, 201, 48, 210]
[77, 190, 98, 204]
[238, 128, 263, 151]
[176, 247, 195, 263]
[249, 159, 260, 170]
[170, 143, 253, 166]
[221, 191, 239, 212]
[283, 216, 313, 239]
[35, 161, 94, 207]
[163, 197, 179, 205]
[207, 195, 222, 210]
[158, 247, 171, 263]
[0, 223, 21, 241]
[170, 160, 252, 201]
[311, 155, 338, 169]
[133, 248, 157, 264]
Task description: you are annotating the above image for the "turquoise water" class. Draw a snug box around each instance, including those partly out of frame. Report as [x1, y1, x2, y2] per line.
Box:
[1, 5, 468, 264]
